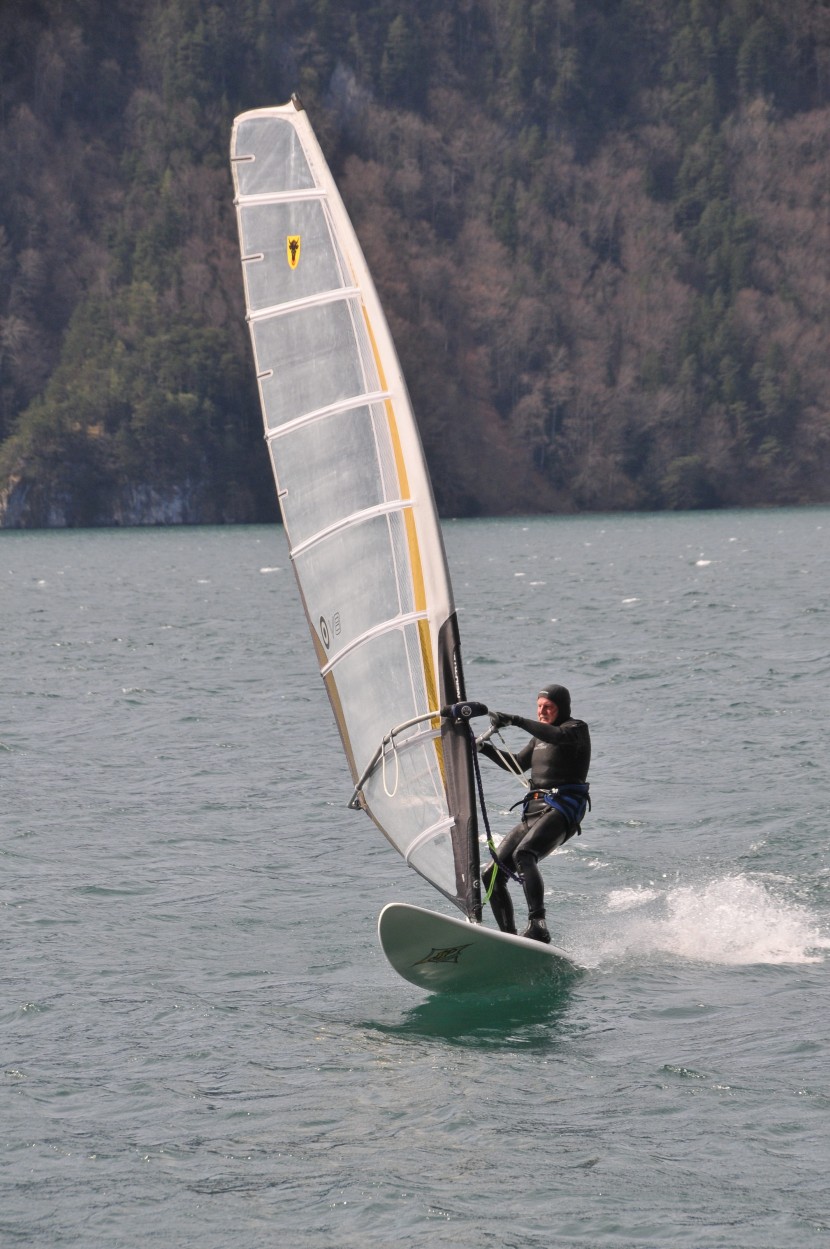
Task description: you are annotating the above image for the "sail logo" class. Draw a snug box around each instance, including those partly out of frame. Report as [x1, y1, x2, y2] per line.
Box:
[414, 944, 471, 965]
[319, 613, 341, 650]
[286, 235, 301, 269]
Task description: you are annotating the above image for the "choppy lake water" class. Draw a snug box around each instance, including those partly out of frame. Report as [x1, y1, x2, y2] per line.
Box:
[3, 510, 829, 1248]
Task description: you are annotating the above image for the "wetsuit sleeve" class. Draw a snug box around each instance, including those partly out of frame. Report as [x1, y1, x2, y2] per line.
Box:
[479, 739, 534, 772]
[509, 715, 579, 746]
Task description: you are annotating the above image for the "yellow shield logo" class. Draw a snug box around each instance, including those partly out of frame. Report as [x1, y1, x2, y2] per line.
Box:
[286, 235, 301, 269]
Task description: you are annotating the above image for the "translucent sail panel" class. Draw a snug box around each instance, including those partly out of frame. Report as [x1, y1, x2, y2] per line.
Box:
[252, 297, 376, 432]
[233, 116, 314, 195]
[330, 629, 465, 903]
[361, 743, 459, 898]
[291, 511, 416, 676]
[409, 828, 460, 898]
[271, 404, 399, 550]
[331, 622, 435, 793]
[239, 199, 348, 312]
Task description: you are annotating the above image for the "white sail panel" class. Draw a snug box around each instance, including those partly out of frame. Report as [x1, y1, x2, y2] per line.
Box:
[233, 121, 315, 196]
[269, 404, 393, 545]
[292, 513, 416, 647]
[231, 100, 479, 916]
[240, 201, 342, 310]
[252, 301, 368, 430]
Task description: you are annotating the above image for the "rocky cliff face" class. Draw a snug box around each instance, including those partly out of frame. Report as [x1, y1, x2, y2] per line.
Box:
[0, 478, 212, 529]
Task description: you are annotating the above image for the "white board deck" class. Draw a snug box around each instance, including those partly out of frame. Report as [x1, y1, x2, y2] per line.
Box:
[378, 901, 581, 994]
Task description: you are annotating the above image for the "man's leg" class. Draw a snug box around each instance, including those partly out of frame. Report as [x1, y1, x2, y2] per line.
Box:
[514, 810, 571, 942]
[481, 822, 525, 934]
[482, 860, 516, 934]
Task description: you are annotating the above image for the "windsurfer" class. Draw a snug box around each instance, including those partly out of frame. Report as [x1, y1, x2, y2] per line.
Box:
[479, 684, 591, 943]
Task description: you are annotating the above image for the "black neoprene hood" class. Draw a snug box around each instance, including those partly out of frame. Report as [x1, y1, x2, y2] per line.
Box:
[538, 683, 571, 721]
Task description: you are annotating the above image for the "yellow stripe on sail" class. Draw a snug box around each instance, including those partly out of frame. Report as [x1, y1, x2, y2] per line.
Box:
[362, 306, 442, 740]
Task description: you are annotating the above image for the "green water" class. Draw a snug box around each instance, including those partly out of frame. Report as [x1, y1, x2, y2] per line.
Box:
[3, 511, 829, 1247]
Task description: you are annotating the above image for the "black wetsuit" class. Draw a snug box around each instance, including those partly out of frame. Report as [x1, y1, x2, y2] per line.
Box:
[481, 715, 591, 933]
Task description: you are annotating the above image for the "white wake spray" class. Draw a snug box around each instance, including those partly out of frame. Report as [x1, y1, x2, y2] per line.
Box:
[581, 874, 830, 967]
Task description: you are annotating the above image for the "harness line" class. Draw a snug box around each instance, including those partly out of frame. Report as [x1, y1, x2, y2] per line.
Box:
[466, 722, 524, 897]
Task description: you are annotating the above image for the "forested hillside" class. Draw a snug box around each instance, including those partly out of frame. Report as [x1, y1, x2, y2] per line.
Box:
[1, 0, 829, 526]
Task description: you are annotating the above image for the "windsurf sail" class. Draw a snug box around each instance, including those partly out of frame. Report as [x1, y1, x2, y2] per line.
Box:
[230, 97, 481, 920]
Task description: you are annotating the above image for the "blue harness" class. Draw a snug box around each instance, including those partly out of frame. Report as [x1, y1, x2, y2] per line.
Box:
[515, 782, 591, 835]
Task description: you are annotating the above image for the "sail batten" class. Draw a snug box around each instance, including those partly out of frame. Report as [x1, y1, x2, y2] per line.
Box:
[265, 390, 392, 441]
[405, 819, 457, 863]
[245, 285, 362, 322]
[319, 609, 430, 678]
[230, 99, 481, 920]
[263, 392, 394, 447]
[289, 499, 412, 559]
[234, 188, 327, 206]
